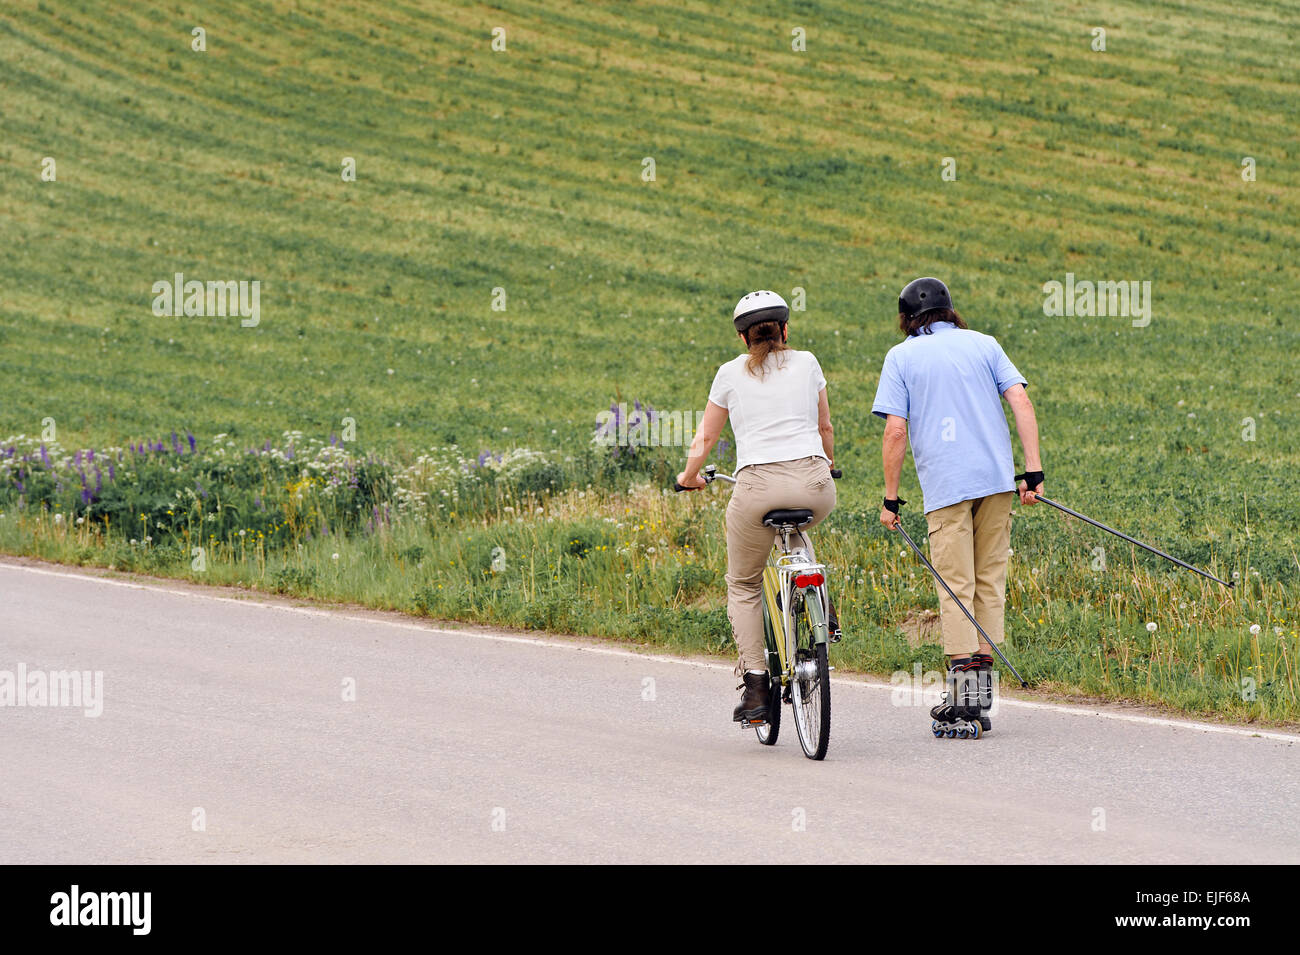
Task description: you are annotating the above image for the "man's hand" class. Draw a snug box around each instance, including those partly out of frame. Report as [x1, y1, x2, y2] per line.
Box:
[1016, 471, 1044, 506]
[676, 471, 706, 490]
[879, 506, 900, 530]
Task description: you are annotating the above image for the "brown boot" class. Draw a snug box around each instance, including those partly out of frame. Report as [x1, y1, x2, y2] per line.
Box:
[732, 670, 770, 722]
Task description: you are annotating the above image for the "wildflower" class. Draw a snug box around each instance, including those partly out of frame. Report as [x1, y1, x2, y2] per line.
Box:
[1146, 622, 1157, 632]
[332, 553, 340, 560]
[1249, 624, 1261, 635]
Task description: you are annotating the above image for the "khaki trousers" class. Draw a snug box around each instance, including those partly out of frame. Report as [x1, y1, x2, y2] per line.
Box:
[924, 491, 1015, 657]
[725, 456, 836, 674]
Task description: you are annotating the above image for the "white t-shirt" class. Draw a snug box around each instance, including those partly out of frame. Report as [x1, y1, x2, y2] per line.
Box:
[707, 349, 828, 472]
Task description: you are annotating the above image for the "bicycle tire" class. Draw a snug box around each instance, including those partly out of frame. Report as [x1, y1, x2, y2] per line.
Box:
[755, 677, 781, 745]
[791, 592, 831, 760]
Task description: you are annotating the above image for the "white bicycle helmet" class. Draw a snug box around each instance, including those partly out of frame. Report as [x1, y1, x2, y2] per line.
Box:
[732, 290, 789, 333]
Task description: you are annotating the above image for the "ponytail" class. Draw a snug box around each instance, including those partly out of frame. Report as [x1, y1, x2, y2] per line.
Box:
[743, 320, 789, 378]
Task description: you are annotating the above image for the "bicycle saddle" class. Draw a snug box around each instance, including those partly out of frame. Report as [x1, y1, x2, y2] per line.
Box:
[762, 508, 814, 527]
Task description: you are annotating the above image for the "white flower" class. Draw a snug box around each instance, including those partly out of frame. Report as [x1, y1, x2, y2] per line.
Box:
[54, 513, 64, 524]
[1249, 624, 1261, 635]
[76, 517, 85, 525]
[1146, 622, 1157, 632]
[331, 553, 340, 561]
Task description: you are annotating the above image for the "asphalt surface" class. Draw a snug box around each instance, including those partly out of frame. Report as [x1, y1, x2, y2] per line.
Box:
[1, 560, 1296, 864]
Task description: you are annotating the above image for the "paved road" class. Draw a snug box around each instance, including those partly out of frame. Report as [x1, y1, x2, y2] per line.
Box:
[1, 560, 1295, 864]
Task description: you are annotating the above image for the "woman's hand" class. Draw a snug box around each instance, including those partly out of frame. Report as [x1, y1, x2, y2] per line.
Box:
[676, 471, 706, 490]
[879, 506, 900, 530]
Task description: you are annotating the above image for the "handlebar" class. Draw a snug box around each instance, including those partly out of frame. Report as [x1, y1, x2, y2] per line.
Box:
[674, 464, 842, 492]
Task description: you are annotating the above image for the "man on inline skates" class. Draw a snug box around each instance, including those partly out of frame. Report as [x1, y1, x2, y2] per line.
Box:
[872, 278, 1044, 736]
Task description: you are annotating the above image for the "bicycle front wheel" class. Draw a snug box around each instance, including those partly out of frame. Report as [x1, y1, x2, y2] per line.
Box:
[790, 592, 831, 760]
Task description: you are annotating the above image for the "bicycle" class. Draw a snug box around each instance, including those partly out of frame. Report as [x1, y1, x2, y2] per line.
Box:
[675, 463, 840, 760]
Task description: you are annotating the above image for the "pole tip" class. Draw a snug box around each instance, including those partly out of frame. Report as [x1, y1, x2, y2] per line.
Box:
[1020, 681, 1029, 688]
[1228, 581, 1236, 588]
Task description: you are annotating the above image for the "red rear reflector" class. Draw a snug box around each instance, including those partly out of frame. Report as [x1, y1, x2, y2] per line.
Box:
[794, 573, 824, 588]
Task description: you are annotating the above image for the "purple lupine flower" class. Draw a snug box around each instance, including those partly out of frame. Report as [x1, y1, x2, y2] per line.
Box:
[263, 439, 272, 453]
[285, 445, 294, 461]
[329, 433, 337, 446]
[39, 444, 49, 468]
[73, 450, 83, 466]
[86, 448, 94, 462]
[14, 479, 23, 493]
[186, 431, 196, 454]
[195, 480, 207, 499]
[155, 440, 166, 453]
[94, 467, 102, 493]
[81, 487, 92, 505]
[171, 431, 181, 454]
[108, 463, 116, 482]
[254, 493, 263, 511]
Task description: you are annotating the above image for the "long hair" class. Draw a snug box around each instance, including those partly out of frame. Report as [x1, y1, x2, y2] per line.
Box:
[898, 306, 968, 337]
[743, 320, 788, 377]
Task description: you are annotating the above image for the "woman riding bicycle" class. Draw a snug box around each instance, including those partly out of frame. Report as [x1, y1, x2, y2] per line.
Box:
[676, 290, 837, 724]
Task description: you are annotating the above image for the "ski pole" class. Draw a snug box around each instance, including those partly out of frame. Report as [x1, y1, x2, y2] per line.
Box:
[894, 522, 1029, 687]
[1030, 494, 1234, 589]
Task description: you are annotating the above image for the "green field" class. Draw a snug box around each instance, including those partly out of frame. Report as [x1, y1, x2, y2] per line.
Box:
[1, 1, 1297, 722]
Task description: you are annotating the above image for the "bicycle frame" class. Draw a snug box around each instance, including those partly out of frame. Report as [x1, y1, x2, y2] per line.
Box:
[760, 527, 830, 689]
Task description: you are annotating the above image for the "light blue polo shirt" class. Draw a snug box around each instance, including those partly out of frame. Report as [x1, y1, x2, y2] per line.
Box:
[871, 322, 1027, 513]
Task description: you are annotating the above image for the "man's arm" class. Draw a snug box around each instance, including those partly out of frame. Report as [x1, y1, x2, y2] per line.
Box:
[677, 401, 728, 489]
[1002, 383, 1043, 505]
[817, 387, 834, 466]
[879, 413, 908, 528]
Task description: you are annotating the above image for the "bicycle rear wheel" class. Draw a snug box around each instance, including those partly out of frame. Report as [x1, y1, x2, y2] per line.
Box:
[790, 591, 831, 760]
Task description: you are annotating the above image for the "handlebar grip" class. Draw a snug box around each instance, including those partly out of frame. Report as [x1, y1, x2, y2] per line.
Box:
[830, 468, 842, 480]
[673, 482, 692, 492]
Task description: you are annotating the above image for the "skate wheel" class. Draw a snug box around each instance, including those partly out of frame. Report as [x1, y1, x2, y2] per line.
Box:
[955, 726, 969, 739]
[969, 722, 982, 739]
[931, 721, 943, 738]
[944, 727, 957, 739]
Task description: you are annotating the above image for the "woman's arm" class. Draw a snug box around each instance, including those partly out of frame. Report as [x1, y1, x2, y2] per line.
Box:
[817, 387, 833, 466]
[677, 400, 728, 489]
